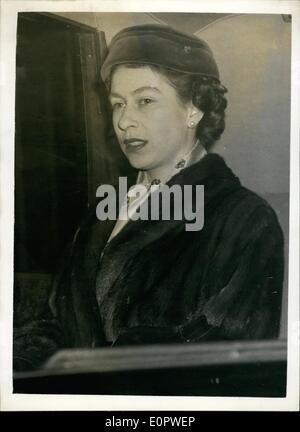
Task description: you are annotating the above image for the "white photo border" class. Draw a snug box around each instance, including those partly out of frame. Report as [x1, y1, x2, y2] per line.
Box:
[0, 0, 299, 411]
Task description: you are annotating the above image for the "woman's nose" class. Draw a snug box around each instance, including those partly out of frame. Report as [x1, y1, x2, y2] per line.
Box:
[117, 106, 138, 131]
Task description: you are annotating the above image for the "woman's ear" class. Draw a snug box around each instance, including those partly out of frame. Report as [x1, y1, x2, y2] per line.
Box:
[187, 104, 204, 128]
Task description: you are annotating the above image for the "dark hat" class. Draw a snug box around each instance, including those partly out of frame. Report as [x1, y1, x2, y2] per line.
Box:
[100, 24, 220, 83]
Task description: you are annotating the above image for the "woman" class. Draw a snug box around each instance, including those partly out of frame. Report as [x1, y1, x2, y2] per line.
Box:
[14, 24, 284, 369]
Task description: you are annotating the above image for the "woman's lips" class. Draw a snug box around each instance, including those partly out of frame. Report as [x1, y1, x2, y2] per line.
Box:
[123, 138, 148, 151]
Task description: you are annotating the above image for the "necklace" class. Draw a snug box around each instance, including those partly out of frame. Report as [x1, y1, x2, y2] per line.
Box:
[126, 140, 203, 208]
[109, 141, 205, 242]
[144, 139, 201, 188]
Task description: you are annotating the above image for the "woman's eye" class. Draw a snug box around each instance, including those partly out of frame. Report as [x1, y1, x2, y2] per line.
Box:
[112, 102, 125, 109]
[139, 98, 153, 106]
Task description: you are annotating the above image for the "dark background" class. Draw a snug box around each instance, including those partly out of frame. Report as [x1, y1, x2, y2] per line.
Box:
[14, 13, 135, 329]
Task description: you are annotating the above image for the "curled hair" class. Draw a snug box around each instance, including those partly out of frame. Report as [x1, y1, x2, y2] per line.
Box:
[107, 64, 228, 149]
[153, 67, 228, 150]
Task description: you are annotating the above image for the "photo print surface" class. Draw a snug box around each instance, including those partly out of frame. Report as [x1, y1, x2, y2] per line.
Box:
[10, 9, 293, 399]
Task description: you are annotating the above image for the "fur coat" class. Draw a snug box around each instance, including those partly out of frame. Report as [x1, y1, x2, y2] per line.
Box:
[14, 154, 284, 369]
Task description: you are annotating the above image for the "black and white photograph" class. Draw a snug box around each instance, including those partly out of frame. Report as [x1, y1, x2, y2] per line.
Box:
[0, 0, 299, 411]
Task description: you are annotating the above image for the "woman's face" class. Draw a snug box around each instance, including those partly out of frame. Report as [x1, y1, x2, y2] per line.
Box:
[109, 65, 200, 178]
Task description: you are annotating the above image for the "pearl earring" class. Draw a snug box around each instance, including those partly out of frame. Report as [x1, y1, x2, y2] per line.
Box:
[189, 121, 195, 128]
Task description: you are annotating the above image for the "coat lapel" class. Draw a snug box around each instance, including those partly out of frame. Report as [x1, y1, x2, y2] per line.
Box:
[95, 154, 240, 311]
